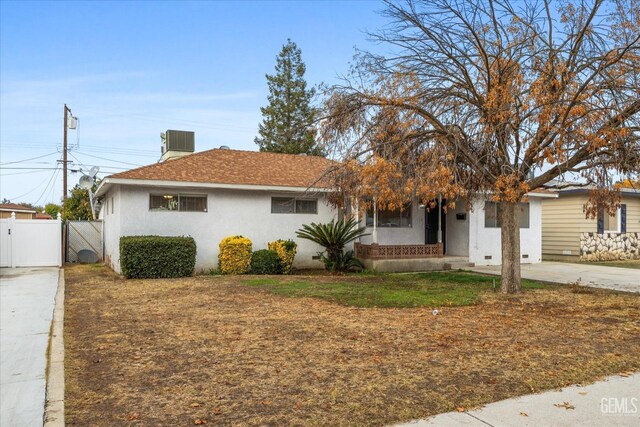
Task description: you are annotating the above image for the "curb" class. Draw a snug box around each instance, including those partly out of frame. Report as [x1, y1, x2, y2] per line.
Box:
[44, 268, 65, 427]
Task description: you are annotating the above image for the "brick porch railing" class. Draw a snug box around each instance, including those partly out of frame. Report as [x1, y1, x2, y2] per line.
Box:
[354, 242, 443, 260]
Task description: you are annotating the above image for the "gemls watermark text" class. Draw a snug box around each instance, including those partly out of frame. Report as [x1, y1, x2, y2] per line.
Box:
[600, 397, 638, 415]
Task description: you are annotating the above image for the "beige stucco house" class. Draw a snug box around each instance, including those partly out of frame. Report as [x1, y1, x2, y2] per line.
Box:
[542, 187, 640, 261]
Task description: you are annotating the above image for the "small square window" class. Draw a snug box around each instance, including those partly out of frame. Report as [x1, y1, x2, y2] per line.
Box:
[603, 210, 618, 232]
[295, 199, 317, 214]
[271, 197, 317, 214]
[149, 194, 206, 212]
[271, 197, 295, 213]
[150, 194, 179, 211]
[366, 203, 412, 227]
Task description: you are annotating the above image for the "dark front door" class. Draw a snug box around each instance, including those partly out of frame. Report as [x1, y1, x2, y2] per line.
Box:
[425, 200, 446, 254]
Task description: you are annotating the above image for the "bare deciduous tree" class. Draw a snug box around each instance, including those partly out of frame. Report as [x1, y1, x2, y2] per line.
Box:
[321, 0, 640, 293]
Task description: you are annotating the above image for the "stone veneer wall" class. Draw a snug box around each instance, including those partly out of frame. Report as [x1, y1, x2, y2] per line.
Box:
[580, 232, 639, 261]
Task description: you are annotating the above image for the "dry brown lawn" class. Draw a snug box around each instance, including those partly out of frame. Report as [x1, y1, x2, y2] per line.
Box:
[64, 264, 640, 426]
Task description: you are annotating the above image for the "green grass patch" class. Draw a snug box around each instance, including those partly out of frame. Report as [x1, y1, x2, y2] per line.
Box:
[243, 271, 549, 308]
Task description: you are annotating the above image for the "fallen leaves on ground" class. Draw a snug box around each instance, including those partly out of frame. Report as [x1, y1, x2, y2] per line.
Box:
[554, 402, 576, 410]
[63, 265, 640, 426]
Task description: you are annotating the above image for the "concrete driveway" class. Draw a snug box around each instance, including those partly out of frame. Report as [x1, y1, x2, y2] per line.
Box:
[1, 267, 60, 427]
[470, 262, 639, 293]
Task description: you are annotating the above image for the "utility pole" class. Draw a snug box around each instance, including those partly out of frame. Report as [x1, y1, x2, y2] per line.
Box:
[63, 104, 69, 201]
[61, 104, 77, 201]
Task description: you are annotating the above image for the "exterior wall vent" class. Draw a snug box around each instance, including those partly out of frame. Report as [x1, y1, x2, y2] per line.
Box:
[522, 254, 529, 259]
[484, 255, 492, 260]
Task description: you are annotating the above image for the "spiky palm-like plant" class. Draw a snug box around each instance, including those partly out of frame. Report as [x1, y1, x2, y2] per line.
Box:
[296, 218, 368, 272]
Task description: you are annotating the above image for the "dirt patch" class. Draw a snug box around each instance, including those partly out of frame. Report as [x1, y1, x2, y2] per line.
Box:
[64, 265, 640, 426]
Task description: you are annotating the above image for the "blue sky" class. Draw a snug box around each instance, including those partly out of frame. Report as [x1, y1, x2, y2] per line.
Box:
[1, 0, 386, 205]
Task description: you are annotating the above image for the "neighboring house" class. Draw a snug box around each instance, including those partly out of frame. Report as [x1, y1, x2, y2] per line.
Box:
[0, 203, 36, 219]
[542, 186, 640, 261]
[354, 191, 557, 271]
[95, 148, 338, 273]
[34, 212, 53, 220]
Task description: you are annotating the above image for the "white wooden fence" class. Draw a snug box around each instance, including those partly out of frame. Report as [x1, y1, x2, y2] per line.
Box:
[0, 212, 62, 268]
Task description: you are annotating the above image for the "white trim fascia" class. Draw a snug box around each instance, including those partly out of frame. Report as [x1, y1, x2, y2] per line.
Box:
[473, 190, 558, 199]
[95, 177, 333, 197]
[0, 208, 37, 213]
[525, 192, 558, 199]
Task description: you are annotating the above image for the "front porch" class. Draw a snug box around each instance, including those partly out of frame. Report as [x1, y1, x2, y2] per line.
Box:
[354, 242, 472, 272]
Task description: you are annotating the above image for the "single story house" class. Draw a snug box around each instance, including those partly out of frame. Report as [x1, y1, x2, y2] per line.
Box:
[542, 186, 640, 261]
[96, 148, 339, 273]
[0, 203, 37, 219]
[96, 142, 555, 274]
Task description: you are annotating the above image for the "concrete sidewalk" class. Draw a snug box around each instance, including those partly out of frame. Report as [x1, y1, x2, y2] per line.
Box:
[470, 262, 640, 293]
[396, 373, 640, 427]
[1, 267, 61, 427]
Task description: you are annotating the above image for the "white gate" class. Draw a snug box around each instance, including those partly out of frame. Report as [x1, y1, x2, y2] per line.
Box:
[0, 213, 62, 267]
[66, 220, 103, 262]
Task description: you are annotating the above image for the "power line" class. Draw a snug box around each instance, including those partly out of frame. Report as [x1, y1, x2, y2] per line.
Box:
[46, 167, 61, 204]
[0, 152, 60, 166]
[6, 164, 59, 201]
[80, 106, 257, 132]
[0, 169, 53, 177]
[1, 167, 61, 170]
[2, 142, 158, 156]
[34, 164, 61, 206]
[1, 165, 131, 171]
[72, 151, 143, 167]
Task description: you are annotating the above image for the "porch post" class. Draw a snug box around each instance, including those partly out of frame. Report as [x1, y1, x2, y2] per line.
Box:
[354, 198, 360, 242]
[372, 197, 378, 244]
[437, 194, 442, 244]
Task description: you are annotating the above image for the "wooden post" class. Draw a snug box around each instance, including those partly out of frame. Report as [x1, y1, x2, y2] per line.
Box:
[63, 104, 69, 201]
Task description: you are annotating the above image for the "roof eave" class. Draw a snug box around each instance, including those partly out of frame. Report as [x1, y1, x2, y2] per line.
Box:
[95, 177, 334, 197]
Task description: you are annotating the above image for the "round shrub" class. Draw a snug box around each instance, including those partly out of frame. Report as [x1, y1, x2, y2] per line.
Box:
[250, 249, 282, 275]
[218, 235, 252, 274]
[267, 239, 297, 274]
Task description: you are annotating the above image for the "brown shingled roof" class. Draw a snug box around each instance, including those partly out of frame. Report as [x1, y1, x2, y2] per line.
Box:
[0, 203, 37, 213]
[108, 149, 337, 189]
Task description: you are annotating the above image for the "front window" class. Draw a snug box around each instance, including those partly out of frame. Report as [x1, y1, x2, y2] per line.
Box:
[366, 204, 412, 227]
[603, 209, 619, 232]
[271, 197, 318, 214]
[484, 202, 529, 228]
[149, 194, 207, 212]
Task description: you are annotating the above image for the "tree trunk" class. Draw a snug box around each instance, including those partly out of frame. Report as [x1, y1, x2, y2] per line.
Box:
[500, 202, 521, 293]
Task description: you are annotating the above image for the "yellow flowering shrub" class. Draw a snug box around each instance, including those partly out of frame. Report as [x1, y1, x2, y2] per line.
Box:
[218, 235, 252, 274]
[267, 239, 297, 274]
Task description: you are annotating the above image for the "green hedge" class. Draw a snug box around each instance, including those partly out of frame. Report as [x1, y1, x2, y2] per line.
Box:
[120, 236, 196, 279]
[250, 249, 281, 274]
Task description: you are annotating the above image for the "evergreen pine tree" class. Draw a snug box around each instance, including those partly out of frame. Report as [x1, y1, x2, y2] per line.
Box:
[255, 39, 324, 156]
